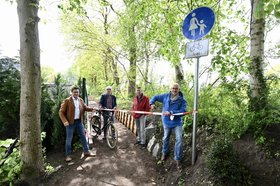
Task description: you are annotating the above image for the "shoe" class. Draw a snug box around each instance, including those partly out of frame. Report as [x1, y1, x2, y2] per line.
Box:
[176, 160, 182, 171]
[102, 137, 107, 140]
[65, 156, 72, 162]
[161, 154, 167, 161]
[139, 144, 146, 150]
[134, 141, 140, 145]
[84, 151, 96, 157]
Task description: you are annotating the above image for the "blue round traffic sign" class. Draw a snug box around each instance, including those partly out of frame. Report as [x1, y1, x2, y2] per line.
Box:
[182, 7, 215, 40]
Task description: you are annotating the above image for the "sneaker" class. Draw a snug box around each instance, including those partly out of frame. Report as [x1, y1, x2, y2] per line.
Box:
[161, 154, 167, 161]
[84, 151, 96, 157]
[176, 160, 182, 171]
[65, 156, 72, 162]
[139, 144, 146, 150]
[134, 141, 140, 145]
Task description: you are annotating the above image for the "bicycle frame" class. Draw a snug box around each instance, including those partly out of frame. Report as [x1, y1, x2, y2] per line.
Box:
[88, 110, 118, 149]
[90, 111, 114, 136]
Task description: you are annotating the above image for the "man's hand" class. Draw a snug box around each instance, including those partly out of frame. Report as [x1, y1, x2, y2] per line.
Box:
[150, 104, 155, 111]
[163, 111, 171, 116]
[64, 122, 69, 127]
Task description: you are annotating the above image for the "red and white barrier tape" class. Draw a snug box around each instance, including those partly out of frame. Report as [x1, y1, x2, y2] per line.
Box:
[96, 108, 197, 116]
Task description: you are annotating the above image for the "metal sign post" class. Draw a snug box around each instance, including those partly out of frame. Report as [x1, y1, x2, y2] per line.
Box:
[182, 6, 215, 165]
[192, 57, 199, 165]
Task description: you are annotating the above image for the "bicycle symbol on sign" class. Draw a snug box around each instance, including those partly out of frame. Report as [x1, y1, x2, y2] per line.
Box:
[190, 42, 203, 52]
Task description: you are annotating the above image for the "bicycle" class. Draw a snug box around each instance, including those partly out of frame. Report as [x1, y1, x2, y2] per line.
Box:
[88, 110, 118, 149]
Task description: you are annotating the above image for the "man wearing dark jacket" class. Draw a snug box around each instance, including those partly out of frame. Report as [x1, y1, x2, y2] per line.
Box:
[99, 86, 117, 139]
[132, 87, 150, 149]
[150, 83, 187, 170]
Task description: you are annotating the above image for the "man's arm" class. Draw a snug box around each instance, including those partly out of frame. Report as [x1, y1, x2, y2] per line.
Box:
[150, 94, 165, 105]
[99, 95, 104, 108]
[59, 99, 69, 126]
[81, 99, 93, 112]
[113, 95, 117, 109]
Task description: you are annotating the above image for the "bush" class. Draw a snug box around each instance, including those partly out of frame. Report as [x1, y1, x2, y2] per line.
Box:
[207, 138, 251, 185]
[0, 139, 22, 185]
[197, 81, 252, 139]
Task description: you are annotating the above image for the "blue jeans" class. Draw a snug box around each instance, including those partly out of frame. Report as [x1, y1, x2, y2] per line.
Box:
[162, 125, 183, 161]
[65, 119, 89, 156]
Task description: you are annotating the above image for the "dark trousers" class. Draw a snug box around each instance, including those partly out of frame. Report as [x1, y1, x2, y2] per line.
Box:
[102, 111, 114, 137]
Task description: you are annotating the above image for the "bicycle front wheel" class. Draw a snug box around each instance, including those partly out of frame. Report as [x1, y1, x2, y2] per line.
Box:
[106, 124, 118, 149]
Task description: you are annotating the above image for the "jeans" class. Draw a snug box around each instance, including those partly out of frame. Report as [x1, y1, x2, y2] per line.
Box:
[65, 119, 89, 156]
[135, 115, 146, 145]
[162, 125, 183, 161]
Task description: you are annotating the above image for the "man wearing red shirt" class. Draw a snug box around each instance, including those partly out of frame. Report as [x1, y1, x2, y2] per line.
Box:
[132, 87, 150, 149]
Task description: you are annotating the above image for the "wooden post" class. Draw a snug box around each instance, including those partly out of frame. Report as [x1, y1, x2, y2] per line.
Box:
[132, 117, 136, 134]
[125, 113, 128, 127]
[129, 115, 133, 131]
[121, 112, 124, 124]
[128, 115, 131, 129]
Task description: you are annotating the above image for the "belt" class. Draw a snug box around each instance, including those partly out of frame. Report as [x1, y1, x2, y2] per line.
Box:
[74, 119, 81, 121]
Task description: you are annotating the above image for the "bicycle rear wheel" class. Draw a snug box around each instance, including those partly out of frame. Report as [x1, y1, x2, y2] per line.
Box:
[106, 123, 118, 149]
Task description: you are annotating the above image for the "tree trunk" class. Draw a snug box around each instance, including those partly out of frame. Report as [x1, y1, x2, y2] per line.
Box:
[17, 0, 44, 184]
[128, 26, 137, 98]
[103, 6, 119, 86]
[144, 42, 150, 89]
[249, 0, 267, 111]
[175, 62, 184, 84]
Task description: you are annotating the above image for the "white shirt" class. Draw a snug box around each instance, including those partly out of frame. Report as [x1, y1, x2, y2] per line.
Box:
[73, 97, 80, 119]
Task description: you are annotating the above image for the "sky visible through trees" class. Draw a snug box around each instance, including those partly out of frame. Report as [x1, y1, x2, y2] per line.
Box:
[0, 0, 279, 85]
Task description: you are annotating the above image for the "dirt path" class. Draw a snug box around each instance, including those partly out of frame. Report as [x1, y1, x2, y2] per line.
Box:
[43, 122, 160, 186]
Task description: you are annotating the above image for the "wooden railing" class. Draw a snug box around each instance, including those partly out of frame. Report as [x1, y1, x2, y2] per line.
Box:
[115, 111, 137, 134]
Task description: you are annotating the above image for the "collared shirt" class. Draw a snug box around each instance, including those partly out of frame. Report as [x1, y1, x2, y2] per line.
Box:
[106, 95, 113, 109]
[73, 96, 80, 119]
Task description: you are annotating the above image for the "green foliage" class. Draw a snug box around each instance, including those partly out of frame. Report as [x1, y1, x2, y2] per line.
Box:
[264, 0, 280, 18]
[60, 9, 121, 97]
[198, 80, 251, 139]
[197, 75, 278, 140]
[211, 28, 250, 80]
[207, 138, 252, 185]
[247, 75, 280, 133]
[58, 0, 87, 15]
[49, 74, 68, 148]
[41, 66, 57, 83]
[0, 139, 22, 185]
[0, 57, 20, 139]
[41, 83, 55, 151]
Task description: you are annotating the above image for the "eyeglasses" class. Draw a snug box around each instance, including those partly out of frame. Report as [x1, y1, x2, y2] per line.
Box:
[172, 87, 178, 90]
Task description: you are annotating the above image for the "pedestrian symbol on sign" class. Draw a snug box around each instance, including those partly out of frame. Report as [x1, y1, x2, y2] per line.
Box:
[188, 13, 207, 37]
[182, 7, 215, 40]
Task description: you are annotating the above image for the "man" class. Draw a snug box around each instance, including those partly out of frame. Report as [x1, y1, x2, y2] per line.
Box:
[150, 83, 187, 170]
[59, 86, 95, 162]
[132, 87, 150, 149]
[99, 86, 117, 139]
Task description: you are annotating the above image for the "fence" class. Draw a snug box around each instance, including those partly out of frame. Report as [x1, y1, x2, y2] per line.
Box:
[115, 111, 137, 135]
